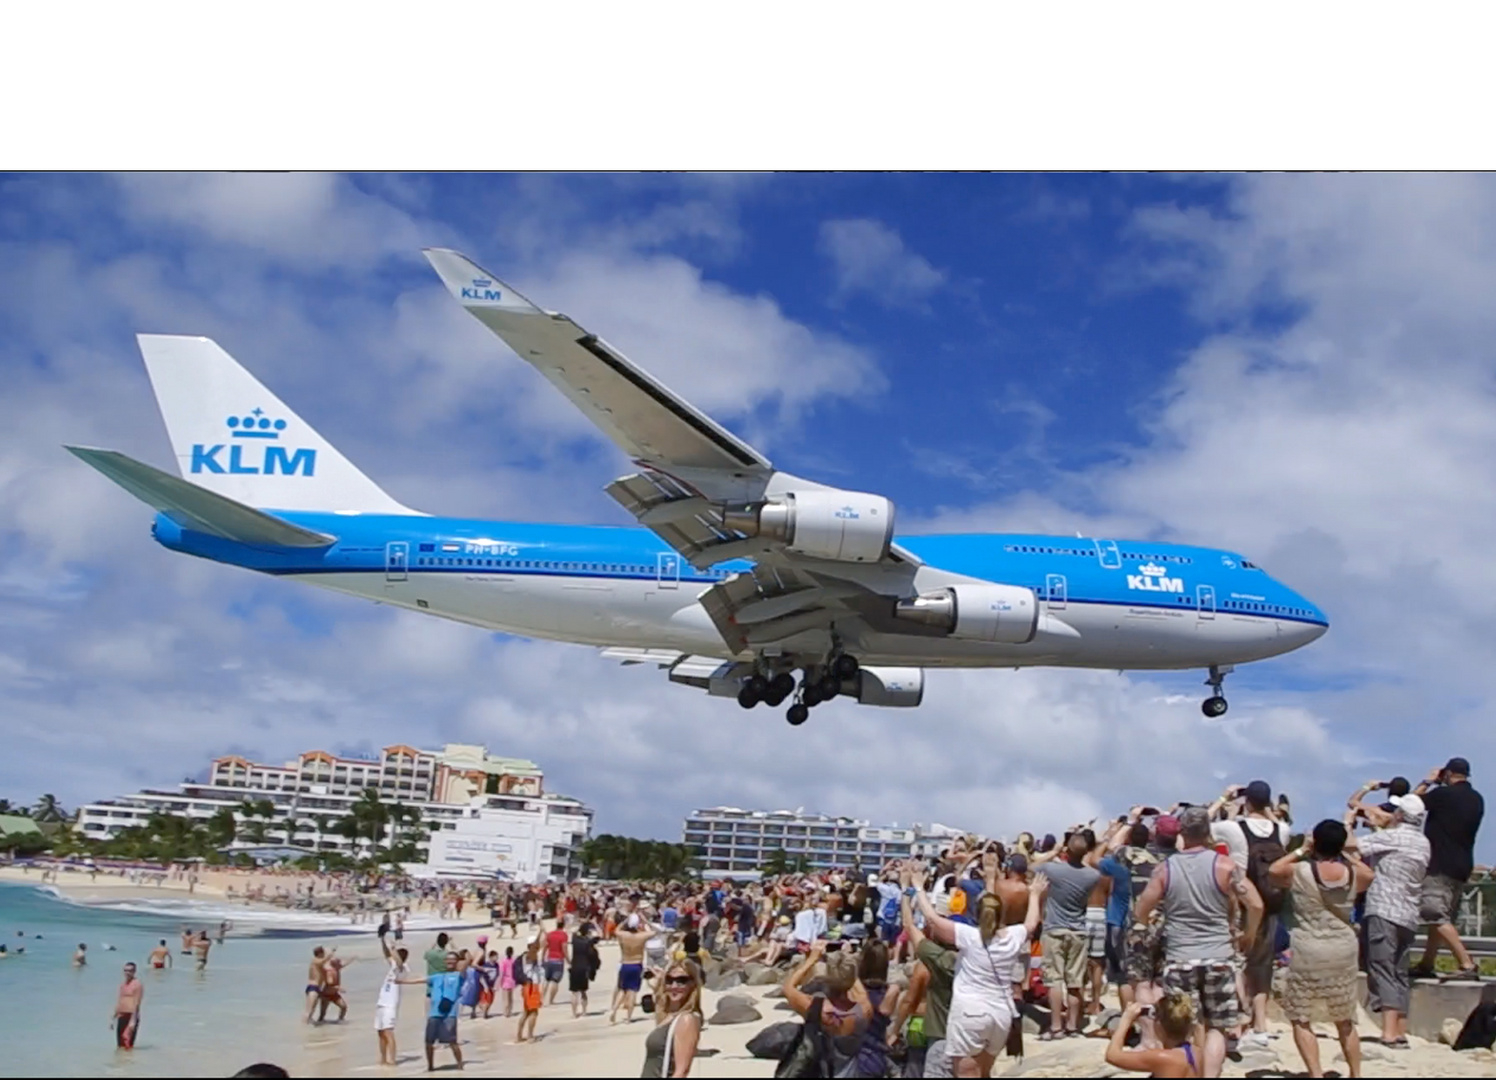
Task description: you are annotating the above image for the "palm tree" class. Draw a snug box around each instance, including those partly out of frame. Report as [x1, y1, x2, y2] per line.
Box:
[761, 847, 792, 875]
[206, 807, 238, 849]
[348, 787, 389, 854]
[312, 814, 333, 851]
[33, 794, 66, 823]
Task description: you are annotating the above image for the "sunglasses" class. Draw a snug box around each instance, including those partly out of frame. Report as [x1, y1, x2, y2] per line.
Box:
[664, 975, 693, 987]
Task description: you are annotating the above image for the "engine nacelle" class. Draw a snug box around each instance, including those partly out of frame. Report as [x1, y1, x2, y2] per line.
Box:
[893, 583, 1038, 644]
[722, 489, 895, 563]
[852, 666, 924, 707]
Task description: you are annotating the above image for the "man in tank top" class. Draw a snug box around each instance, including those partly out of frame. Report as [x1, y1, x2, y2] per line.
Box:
[1134, 806, 1262, 1079]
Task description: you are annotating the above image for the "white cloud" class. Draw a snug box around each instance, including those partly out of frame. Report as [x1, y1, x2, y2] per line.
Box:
[817, 218, 945, 306]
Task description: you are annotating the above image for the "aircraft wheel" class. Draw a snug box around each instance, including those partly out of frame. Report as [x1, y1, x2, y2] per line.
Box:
[745, 674, 769, 697]
[831, 654, 859, 680]
[763, 690, 789, 708]
[1201, 695, 1228, 718]
[803, 684, 823, 707]
[787, 704, 810, 726]
[816, 676, 840, 700]
[769, 672, 796, 698]
[737, 686, 760, 709]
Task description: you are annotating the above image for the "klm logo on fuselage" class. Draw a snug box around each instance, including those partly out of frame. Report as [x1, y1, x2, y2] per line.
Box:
[1126, 562, 1184, 593]
[190, 409, 316, 476]
[460, 276, 502, 302]
[834, 505, 860, 520]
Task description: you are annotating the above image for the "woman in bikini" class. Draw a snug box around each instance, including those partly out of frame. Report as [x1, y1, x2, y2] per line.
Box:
[1105, 994, 1203, 1078]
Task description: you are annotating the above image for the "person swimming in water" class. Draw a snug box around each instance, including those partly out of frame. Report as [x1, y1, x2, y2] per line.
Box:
[148, 941, 172, 970]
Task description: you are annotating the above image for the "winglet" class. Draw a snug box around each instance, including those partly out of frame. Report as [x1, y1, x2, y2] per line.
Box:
[422, 249, 543, 313]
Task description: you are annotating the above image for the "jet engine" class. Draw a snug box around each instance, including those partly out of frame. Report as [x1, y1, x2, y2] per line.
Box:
[722, 489, 895, 563]
[892, 583, 1038, 644]
[851, 666, 924, 707]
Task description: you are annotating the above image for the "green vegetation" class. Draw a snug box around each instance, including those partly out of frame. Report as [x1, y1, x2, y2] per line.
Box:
[760, 847, 811, 875]
[578, 834, 696, 880]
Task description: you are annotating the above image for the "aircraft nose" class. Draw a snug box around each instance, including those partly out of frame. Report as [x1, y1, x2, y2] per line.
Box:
[1279, 593, 1328, 649]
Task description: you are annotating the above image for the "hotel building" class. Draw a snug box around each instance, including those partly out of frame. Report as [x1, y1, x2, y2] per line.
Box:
[682, 807, 916, 877]
[76, 742, 591, 882]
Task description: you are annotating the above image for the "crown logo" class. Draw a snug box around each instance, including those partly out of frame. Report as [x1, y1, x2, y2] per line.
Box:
[226, 407, 287, 440]
[1138, 562, 1167, 576]
[471, 277, 492, 288]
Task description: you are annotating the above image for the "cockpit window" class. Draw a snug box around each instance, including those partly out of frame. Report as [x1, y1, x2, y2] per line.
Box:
[1241, 560, 1260, 569]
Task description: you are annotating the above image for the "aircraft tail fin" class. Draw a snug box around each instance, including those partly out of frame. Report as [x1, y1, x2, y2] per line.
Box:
[136, 334, 414, 515]
[65, 446, 336, 548]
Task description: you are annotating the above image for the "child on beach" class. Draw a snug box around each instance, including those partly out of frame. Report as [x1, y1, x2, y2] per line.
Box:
[499, 946, 518, 1018]
[515, 939, 545, 1043]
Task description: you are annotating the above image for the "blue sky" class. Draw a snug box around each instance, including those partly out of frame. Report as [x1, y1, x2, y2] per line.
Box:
[2, 173, 1491, 858]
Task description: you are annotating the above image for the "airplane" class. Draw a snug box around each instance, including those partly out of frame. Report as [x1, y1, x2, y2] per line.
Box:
[67, 248, 1328, 726]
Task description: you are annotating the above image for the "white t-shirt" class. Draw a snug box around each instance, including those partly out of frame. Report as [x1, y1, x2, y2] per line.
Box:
[952, 923, 1028, 1016]
[1210, 817, 1289, 872]
[377, 960, 407, 1009]
[791, 907, 827, 945]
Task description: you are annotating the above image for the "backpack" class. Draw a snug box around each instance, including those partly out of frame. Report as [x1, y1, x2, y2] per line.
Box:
[775, 997, 831, 1078]
[1454, 996, 1496, 1051]
[1239, 820, 1288, 914]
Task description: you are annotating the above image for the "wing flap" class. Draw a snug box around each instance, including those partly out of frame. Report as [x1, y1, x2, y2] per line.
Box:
[66, 446, 335, 548]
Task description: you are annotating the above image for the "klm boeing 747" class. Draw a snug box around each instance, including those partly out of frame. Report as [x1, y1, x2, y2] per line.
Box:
[67, 249, 1327, 725]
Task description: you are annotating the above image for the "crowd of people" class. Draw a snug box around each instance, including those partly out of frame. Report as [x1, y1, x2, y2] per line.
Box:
[320, 754, 1486, 1078]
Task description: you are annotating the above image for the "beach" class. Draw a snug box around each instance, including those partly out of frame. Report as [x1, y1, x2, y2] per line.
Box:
[3, 875, 1494, 1077]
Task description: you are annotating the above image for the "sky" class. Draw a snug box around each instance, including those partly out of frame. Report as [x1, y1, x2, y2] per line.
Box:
[1, 173, 1492, 858]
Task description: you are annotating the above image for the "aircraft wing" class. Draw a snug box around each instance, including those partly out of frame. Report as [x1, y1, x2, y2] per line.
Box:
[426, 249, 919, 615]
[423, 248, 772, 479]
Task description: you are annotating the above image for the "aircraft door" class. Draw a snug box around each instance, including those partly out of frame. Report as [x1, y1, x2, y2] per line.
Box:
[1197, 584, 1216, 620]
[656, 552, 680, 590]
[1094, 539, 1121, 569]
[1045, 573, 1067, 611]
[385, 541, 409, 583]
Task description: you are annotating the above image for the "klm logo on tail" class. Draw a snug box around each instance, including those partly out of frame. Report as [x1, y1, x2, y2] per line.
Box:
[191, 409, 316, 476]
[460, 276, 502, 302]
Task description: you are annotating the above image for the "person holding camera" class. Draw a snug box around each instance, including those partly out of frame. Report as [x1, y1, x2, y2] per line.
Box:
[1104, 995, 1203, 1078]
[1344, 790, 1428, 1048]
[1412, 757, 1484, 981]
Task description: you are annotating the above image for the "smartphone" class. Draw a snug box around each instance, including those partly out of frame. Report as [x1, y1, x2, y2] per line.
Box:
[1139, 1005, 1154, 1018]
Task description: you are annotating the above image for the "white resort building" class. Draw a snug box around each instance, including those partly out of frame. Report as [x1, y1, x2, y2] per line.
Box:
[682, 807, 917, 877]
[76, 742, 593, 882]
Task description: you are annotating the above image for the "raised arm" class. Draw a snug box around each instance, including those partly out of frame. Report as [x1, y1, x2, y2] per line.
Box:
[899, 863, 928, 950]
[782, 939, 827, 1017]
[1024, 874, 1049, 937]
[1105, 1002, 1173, 1074]
[1267, 838, 1309, 889]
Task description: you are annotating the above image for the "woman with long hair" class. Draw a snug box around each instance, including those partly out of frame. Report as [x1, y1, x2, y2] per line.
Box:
[1268, 820, 1373, 1079]
[640, 960, 702, 1078]
[1104, 993, 1203, 1077]
[913, 854, 1047, 1078]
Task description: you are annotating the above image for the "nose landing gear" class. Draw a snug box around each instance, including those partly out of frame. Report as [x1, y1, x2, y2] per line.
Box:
[1202, 664, 1233, 717]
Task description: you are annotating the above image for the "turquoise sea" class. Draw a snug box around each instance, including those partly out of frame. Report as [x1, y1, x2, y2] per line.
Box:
[0, 882, 373, 1077]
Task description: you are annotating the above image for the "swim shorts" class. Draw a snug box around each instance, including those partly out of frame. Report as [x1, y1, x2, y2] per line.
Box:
[424, 1015, 458, 1044]
[544, 960, 564, 983]
[618, 962, 644, 993]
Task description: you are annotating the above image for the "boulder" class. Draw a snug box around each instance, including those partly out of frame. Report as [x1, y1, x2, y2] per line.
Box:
[775, 1000, 796, 1012]
[746, 1021, 802, 1060]
[1441, 1017, 1464, 1046]
[709, 993, 763, 1025]
[762, 984, 786, 999]
[744, 963, 782, 986]
[705, 969, 744, 993]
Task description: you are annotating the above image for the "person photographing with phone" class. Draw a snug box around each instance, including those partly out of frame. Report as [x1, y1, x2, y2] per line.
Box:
[1104, 996, 1203, 1078]
[1412, 757, 1484, 981]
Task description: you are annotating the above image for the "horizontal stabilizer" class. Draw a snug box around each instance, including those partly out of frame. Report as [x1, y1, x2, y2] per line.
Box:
[66, 447, 335, 548]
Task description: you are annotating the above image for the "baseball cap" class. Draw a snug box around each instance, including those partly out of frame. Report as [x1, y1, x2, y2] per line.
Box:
[1445, 757, 1471, 776]
[1390, 793, 1426, 822]
[1007, 853, 1029, 876]
[1244, 780, 1272, 807]
[1154, 814, 1181, 842]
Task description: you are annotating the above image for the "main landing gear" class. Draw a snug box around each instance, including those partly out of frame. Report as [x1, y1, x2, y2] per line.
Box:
[736, 654, 860, 725]
[1202, 664, 1233, 718]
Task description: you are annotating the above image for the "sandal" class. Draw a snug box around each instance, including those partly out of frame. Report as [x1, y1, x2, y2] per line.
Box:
[1380, 1037, 1410, 1050]
[1438, 966, 1481, 982]
[1039, 1031, 1056, 1042]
